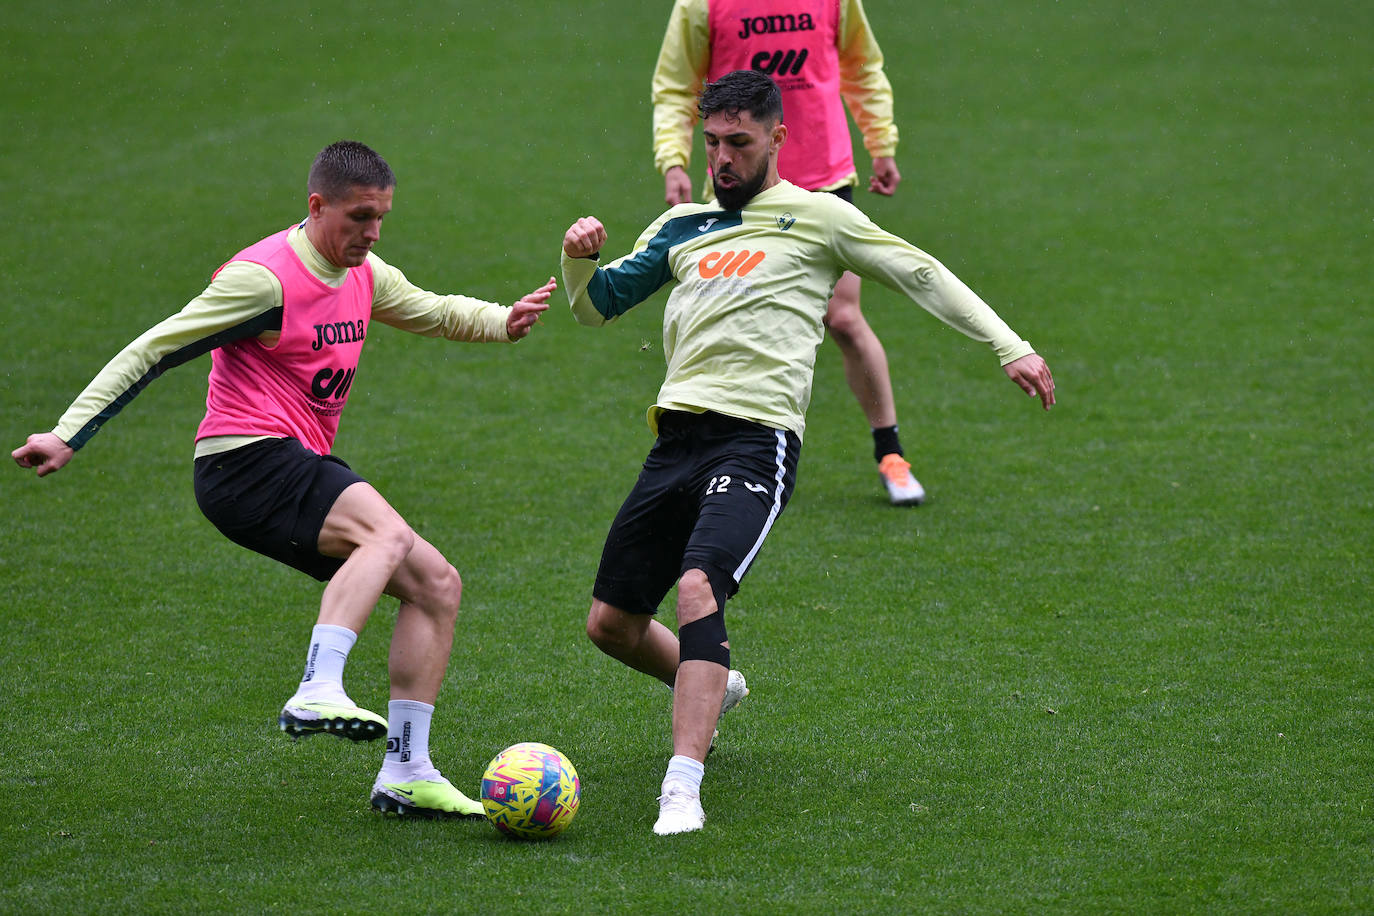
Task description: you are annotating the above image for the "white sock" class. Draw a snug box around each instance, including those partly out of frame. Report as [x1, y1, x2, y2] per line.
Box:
[378, 700, 439, 782]
[663, 755, 705, 794]
[291, 624, 357, 703]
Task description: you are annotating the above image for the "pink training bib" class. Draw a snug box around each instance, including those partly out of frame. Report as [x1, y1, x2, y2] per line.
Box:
[195, 228, 374, 455]
[707, 0, 854, 190]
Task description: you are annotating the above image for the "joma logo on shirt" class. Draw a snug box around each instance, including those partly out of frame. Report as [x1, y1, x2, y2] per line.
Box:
[738, 13, 815, 39]
[311, 319, 366, 351]
[698, 250, 766, 279]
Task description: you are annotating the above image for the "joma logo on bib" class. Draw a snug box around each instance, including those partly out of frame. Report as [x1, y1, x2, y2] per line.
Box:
[311, 319, 366, 351]
[738, 13, 815, 39]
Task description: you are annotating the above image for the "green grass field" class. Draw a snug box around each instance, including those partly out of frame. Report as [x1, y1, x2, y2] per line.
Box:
[2, 0, 1370, 912]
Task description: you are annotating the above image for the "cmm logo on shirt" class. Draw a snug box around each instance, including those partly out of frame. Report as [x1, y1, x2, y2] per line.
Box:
[311, 367, 355, 401]
[751, 48, 808, 77]
[698, 249, 766, 279]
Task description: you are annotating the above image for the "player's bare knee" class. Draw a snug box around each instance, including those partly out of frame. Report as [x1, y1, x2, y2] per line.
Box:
[678, 565, 732, 625]
[433, 562, 462, 618]
[822, 305, 865, 344]
[585, 610, 620, 651]
[585, 616, 612, 651]
[586, 603, 633, 652]
[676, 569, 715, 613]
[366, 517, 416, 569]
[408, 557, 461, 620]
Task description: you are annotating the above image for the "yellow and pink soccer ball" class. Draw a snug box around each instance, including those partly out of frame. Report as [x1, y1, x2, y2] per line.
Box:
[479, 742, 580, 839]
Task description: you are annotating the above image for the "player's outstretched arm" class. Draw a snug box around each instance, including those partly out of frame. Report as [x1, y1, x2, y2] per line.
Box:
[1003, 354, 1056, 410]
[507, 277, 556, 340]
[13, 433, 75, 477]
[563, 217, 607, 259]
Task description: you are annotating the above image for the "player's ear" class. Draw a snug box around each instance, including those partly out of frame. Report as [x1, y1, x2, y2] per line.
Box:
[771, 122, 788, 152]
[307, 192, 326, 219]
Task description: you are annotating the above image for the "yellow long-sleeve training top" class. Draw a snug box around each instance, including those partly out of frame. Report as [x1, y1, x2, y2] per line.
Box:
[51, 223, 515, 458]
[562, 181, 1034, 440]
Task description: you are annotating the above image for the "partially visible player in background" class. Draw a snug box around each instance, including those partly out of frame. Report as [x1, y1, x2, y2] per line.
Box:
[652, 0, 924, 505]
[13, 140, 554, 820]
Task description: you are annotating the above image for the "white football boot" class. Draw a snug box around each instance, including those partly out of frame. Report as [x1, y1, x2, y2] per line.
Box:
[720, 669, 749, 717]
[653, 783, 706, 835]
[710, 669, 749, 751]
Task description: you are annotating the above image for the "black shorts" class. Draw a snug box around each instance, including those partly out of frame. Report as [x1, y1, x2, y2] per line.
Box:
[193, 437, 365, 582]
[827, 185, 855, 205]
[593, 410, 801, 616]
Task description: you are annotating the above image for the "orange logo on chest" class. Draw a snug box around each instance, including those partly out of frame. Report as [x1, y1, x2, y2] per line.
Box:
[698, 250, 766, 279]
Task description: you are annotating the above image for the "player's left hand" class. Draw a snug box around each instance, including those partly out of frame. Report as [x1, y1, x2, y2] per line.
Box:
[1003, 354, 1055, 410]
[869, 157, 901, 196]
[508, 277, 555, 339]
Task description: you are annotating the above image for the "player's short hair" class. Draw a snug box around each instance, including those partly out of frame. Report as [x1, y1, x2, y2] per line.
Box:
[307, 140, 396, 202]
[698, 70, 784, 126]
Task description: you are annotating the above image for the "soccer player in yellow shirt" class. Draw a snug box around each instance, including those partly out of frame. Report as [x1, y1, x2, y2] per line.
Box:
[562, 70, 1053, 835]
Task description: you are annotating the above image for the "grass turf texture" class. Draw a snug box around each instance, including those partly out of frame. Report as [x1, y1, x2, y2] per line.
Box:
[1, 0, 1370, 912]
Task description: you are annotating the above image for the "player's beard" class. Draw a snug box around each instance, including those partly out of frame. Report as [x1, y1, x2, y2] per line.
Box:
[712, 161, 768, 211]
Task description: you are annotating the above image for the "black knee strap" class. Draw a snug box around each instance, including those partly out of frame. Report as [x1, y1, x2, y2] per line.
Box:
[679, 612, 730, 668]
[693, 562, 737, 617]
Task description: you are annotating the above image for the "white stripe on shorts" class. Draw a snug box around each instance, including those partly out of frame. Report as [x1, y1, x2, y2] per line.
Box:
[732, 429, 789, 582]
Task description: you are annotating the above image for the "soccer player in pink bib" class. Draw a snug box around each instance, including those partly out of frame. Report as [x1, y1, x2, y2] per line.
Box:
[653, 0, 926, 505]
[13, 140, 554, 820]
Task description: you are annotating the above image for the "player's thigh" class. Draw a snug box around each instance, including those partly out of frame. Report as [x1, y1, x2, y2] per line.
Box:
[824, 269, 857, 311]
[821, 186, 863, 322]
[683, 422, 800, 592]
[593, 435, 695, 617]
[316, 480, 411, 559]
[193, 437, 367, 581]
[824, 271, 863, 325]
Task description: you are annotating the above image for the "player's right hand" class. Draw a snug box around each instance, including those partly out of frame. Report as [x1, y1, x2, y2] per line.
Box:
[563, 217, 607, 259]
[869, 157, 902, 196]
[12, 432, 74, 477]
[664, 167, 693, 205]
